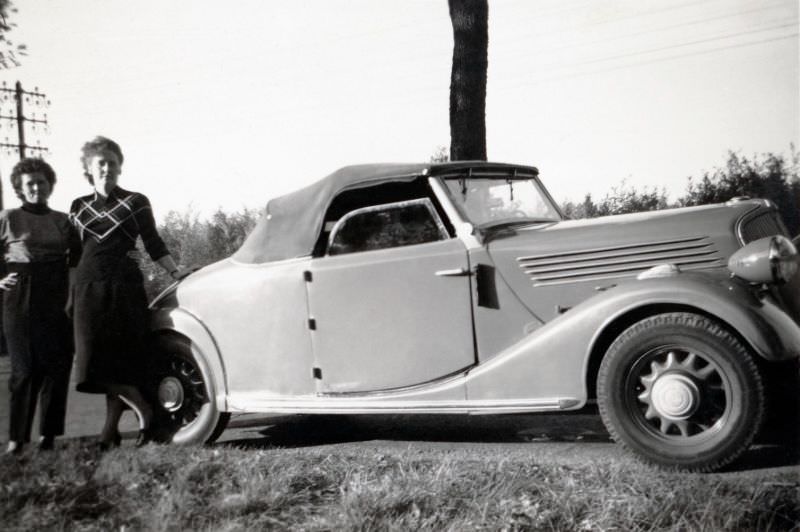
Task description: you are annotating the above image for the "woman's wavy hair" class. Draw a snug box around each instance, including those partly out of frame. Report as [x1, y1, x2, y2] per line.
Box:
[10, 158, 57, 201]
[80, 136, 124, 184]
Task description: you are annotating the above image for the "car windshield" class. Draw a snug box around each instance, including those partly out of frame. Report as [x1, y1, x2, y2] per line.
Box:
[442, 177, 561, 228]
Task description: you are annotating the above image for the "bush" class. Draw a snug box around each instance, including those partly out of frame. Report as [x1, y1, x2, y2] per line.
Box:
[561, 182, 669, 219]
[678, 150, 800, 236]
[136, 207, 260, 298]
[562, 148, 800, 237]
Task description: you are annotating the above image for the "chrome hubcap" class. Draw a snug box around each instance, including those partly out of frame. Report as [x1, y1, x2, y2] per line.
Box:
[650, 374, 699, 420]
[158, 376, 185, 412]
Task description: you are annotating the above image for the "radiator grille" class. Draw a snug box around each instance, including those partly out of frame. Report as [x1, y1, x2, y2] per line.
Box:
[517, 236, 723, 286]
[740, 212, 785, 243]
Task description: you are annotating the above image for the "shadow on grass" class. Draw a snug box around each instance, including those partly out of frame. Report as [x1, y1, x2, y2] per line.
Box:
[220, 410, 612, 450]
[725, 444, 800, 472]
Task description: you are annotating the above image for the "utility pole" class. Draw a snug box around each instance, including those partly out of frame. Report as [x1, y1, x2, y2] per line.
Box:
[0, 81, 50, 356]
[0, 80, 50, 210]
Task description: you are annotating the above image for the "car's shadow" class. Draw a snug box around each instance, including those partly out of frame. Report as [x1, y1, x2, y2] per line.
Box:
[217, 411, 800, 472]
[729, 444, 800, 471]
[223, 411, 610, 447]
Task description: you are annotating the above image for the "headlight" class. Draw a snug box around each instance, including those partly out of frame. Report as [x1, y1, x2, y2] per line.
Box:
[728, 235, 799, 284]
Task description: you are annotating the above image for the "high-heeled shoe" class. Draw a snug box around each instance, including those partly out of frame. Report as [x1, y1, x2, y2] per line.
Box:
[96, 433, 122, 451]
[5, 441, 23, 455]
[36, 436, 55, 451]
[135, 428, 154, 448]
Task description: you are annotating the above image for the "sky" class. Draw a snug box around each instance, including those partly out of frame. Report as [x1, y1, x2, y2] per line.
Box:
[0, 0, 797, 219]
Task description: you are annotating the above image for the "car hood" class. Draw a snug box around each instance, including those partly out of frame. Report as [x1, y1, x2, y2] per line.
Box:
[486, 199, 774, 322]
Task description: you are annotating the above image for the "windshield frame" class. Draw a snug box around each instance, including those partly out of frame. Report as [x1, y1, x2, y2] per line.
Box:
[436, 174, 563, 229]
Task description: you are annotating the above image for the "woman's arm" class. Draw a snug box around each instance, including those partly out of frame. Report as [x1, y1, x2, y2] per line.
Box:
[156, 254, 190, 281]
[136, 194, 191, 280]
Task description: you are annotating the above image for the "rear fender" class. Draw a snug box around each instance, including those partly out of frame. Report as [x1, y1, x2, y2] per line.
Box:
[150, 307, 228, 412]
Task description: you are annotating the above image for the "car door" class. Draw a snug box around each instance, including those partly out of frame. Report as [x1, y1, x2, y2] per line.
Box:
[307, 198, 476, 393]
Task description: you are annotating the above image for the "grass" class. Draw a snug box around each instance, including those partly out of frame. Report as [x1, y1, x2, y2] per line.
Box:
[1, 438, 798, 531]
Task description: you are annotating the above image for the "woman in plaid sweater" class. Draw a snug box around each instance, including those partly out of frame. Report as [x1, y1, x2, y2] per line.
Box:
[70, 136, 188, 449]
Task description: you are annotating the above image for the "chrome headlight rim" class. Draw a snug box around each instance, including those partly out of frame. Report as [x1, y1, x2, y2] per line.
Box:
[769, 235, 799, 284]
[728, 235, 798, 285]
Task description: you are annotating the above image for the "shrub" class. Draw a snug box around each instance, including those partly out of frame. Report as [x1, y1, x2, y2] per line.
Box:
[136, 207, 260, 298]
[562, 148, 800, 238]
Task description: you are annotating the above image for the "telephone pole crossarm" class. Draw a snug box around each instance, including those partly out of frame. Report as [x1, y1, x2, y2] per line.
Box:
[0, 80, 51, 160]
[0, 81, 51, 211]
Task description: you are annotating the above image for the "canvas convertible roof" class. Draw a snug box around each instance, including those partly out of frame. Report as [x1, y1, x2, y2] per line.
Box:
[233, 162, 538, 264]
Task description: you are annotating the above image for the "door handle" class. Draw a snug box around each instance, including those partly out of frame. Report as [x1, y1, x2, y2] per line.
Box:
[435, 267, 471, 277]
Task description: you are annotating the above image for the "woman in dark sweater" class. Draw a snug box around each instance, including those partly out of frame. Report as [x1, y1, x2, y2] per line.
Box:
[1, 158, 79, 454]
[70, 136, 186, 448]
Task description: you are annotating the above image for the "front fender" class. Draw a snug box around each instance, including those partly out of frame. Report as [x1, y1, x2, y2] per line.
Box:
[150, 307, 228, 413]
[465, 272, 800, 405]
[588, 273, 800, 362]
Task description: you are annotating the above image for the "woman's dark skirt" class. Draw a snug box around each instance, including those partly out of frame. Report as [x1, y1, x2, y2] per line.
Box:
[3, 261, 73, 441]
[72, 270, 151, 394]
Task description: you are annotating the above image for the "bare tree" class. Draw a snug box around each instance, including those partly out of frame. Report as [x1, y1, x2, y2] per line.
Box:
[0, 0, 25, 69]
[448, 0, 488, 161]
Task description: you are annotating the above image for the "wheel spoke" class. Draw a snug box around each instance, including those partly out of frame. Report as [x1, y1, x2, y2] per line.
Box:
[682, 352, 697, 371]
[696, 364, 717, 380]
[674, 419, 690, 437]
[665, 350, 678, 369]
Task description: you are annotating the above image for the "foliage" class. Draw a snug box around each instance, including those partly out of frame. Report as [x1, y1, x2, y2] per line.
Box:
[0, 439, 797, 531]
[0, 1, 25, 69]
[561, 149, 800, 237]
[135, 207, 260, 298]
[429, 145, 450, 163]
[678, 149, 800, 236]
[561, 182, 669, 220]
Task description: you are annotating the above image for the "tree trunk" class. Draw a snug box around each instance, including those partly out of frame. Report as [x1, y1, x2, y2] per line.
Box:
[448, 0, 488, 161]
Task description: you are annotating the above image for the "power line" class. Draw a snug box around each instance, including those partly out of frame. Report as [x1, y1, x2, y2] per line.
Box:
[495, 1, 790, 59]
[492, 32, 797, 90]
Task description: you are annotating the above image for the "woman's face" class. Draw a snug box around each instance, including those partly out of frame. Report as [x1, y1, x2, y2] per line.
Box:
[19, 172, 52, 205]
[87, 149, 121, 196]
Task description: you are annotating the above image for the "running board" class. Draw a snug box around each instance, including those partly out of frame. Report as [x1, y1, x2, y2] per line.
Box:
[225, 395, 583, 415]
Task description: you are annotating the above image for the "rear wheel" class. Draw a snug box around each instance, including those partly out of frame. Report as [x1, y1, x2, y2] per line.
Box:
[597, 312, 764, 472]
[149, 335, 229, 444]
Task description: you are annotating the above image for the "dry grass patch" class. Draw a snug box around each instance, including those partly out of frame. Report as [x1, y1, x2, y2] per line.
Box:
[0, 440, 797, 531]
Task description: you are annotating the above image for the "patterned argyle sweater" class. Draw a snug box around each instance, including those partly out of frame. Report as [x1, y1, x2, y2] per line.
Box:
[69, 186, 169, 282]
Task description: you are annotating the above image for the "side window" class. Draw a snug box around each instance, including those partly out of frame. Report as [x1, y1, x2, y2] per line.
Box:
[328, 199, 449, 256]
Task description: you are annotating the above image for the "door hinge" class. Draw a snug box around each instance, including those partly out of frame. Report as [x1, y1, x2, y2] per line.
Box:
[313, 367, 322, 379]
[308, 318, 316, 330]
[303, 270, 313, 282]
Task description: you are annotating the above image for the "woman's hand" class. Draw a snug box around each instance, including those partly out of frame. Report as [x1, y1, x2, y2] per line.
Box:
[170, 266, 193, 281]
[0, 273, 18, 292]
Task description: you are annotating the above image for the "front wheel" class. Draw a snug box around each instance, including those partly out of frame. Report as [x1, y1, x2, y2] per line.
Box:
[148, 335, 229, 445]
[597, 312, 764, 472]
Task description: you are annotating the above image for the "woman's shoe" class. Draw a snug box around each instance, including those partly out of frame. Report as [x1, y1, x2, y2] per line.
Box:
[135, 428, 153, 448]
[5, 441, 22, 455]
[36, 436, 55, 451]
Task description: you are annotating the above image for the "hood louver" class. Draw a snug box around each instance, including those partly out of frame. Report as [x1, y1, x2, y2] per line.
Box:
[517, 236, 723, 287]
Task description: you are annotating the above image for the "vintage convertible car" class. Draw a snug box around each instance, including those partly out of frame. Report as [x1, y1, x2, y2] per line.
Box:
[148, 162, 800, 472]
